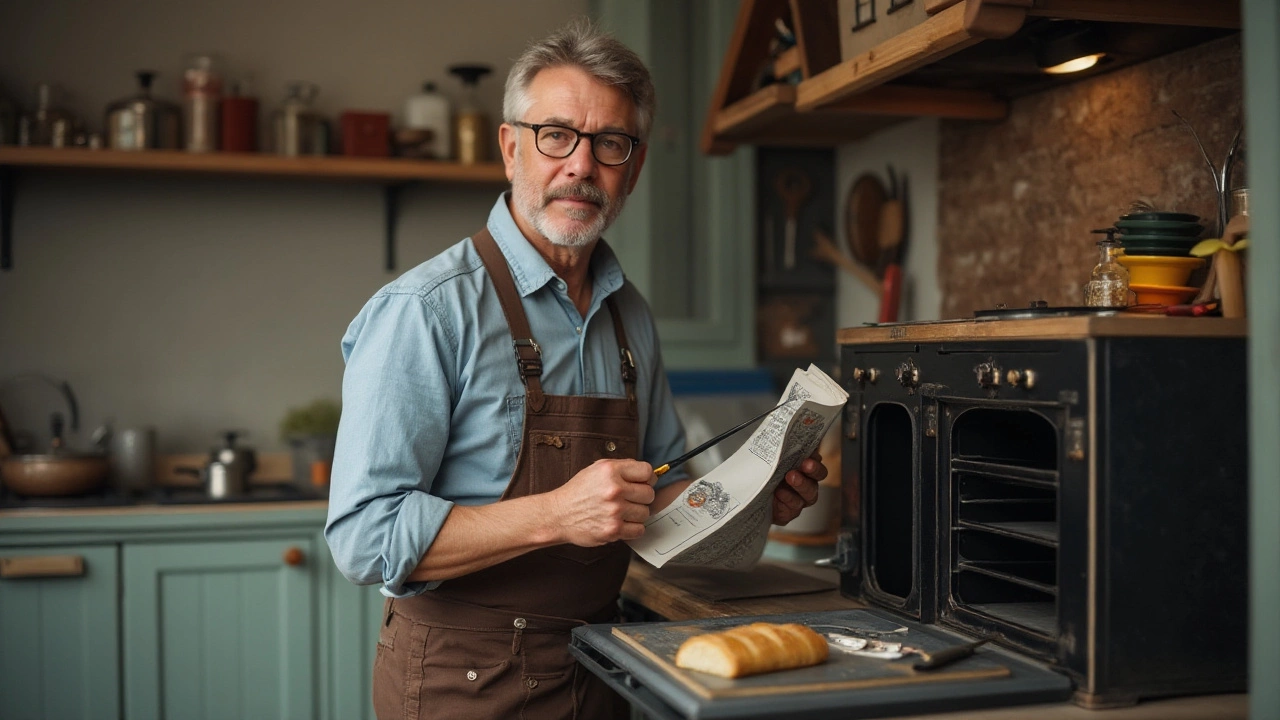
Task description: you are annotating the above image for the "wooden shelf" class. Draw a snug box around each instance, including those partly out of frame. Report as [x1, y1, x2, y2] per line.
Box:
[702, 0, 1240, 154]
[713, 81, 1007, 147]
[0, 147, 510, 272]
[0, 146, 509, 184]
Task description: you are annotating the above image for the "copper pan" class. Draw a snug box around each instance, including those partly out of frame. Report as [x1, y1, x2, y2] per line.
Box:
[1, 452, 110, 496]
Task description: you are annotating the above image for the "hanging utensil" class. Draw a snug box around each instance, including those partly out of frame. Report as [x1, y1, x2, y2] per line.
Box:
[775, 168, 811, 271]
[877, 166, 907, 323]
[844, 174, 886, 271]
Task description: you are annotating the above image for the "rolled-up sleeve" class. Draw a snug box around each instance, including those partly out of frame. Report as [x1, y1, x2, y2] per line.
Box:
[325, 289, 457, 598]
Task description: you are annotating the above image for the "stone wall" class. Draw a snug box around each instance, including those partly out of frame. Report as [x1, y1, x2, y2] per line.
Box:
[937, 35, 1243, 317]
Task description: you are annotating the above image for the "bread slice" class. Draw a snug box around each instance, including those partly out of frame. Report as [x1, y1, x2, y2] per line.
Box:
[675, 622, 829, 678]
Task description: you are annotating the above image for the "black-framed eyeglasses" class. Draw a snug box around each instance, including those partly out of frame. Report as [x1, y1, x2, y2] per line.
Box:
[512, 121, 641, 166]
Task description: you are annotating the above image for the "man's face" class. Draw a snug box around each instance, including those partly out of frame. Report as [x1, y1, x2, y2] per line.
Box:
[500, 65, 647, 249]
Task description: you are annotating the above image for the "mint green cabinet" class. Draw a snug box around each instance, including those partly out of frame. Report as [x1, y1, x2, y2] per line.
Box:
[0, 504, 384, 720]
[122, 536, 318, 720]
[0, 544, 121, 720]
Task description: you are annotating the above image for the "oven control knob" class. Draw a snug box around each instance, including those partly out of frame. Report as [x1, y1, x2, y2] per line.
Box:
[974, 361, 1002, 388]
[852, 367, 880, 384]
[1007, 369, 1037, 389]
[895, 359, 919, 388]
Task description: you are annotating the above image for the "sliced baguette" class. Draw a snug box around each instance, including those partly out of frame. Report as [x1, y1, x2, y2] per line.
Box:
[674, 622, 829, 678]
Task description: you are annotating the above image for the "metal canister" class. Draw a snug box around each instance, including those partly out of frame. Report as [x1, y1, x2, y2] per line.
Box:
[105, 71, 181, 150]
[182, 54, 222, 152]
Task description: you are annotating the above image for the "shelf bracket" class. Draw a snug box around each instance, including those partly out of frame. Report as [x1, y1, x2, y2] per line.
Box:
[1, 166, 14, 270]
[383, 182, 413, 273]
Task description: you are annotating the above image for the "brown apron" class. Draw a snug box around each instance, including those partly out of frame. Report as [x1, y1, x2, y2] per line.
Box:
[372, 227, 638, 720]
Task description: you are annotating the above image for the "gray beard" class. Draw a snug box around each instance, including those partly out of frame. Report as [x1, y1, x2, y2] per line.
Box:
[512, 163, 629, 249]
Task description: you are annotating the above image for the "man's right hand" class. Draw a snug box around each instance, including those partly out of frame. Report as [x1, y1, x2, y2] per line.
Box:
[549, 458, 656, 546]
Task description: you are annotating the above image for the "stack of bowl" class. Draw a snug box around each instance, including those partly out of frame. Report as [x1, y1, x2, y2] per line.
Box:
[1113, 212, 1207, 306]
[1113, 211, 1204, 257]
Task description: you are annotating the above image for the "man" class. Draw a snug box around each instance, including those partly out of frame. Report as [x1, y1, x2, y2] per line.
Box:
[325, 18, 829, 720]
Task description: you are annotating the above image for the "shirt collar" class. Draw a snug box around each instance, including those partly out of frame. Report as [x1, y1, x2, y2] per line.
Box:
[485, 192, 626, 299]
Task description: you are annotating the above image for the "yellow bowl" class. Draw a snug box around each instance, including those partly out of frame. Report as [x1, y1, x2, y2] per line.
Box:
[1116, 255, 1205, 287]
[1129, 283, 1199, 307]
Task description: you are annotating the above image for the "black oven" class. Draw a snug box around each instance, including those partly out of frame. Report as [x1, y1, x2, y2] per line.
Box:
[838, 326, 1248, 708]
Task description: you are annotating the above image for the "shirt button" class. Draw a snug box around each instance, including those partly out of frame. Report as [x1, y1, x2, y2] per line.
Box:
[514, 617, 527, 629]
[575, 326, 582, 334]
[556, 280, 566, 290]
[606, 441, 617, 452]
[467, 670, 478, 681]
[526, 677, 539, 689]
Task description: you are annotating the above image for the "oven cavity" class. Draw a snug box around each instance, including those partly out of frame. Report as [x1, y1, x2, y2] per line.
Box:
[867, 403, 914, 603]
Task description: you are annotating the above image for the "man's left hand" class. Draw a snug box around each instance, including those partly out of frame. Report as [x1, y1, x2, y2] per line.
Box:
[771, 450, 828, 526]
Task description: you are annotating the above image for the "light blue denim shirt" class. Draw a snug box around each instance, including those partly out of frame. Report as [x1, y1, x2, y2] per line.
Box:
[325, 194, 689, 598]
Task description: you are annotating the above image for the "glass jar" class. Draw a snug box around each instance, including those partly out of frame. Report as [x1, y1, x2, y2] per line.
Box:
[1083, 238, 1131, 308]
[272, 82, 326, 156]
[19, 83, 75, 147]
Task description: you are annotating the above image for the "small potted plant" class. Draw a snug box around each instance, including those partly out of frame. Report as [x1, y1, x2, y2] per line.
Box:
[279, 398, 341, 495]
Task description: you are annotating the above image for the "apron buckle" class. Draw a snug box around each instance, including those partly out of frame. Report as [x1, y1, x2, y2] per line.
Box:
[619, 347, 637, 383]
[514, 338, 543, 380]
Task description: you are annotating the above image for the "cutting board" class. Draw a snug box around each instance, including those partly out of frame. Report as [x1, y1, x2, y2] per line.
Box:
[651, 563, 835, 602]
[611, 610, 1010, 700]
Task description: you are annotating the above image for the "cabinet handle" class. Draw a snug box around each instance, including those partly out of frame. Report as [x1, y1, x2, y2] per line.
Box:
[282, 547, 306, 566]
[1, 555, 85, 579]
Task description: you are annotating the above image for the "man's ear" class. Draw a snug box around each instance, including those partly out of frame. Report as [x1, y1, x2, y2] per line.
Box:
[624, 143, 648, 195]
[499, 123, 518, 182]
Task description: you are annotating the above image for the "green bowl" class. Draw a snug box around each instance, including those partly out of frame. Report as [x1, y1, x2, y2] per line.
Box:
[1119, 245, 1193, 257]
[1120, 211, 1200, 223]
[1117, 233, 1202, 245]
[1114, 219, 1204, 235]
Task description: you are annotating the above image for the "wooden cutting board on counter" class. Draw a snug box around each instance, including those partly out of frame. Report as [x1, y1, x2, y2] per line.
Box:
[571, 607, 1074, 718]
[611, 610, 1009, 700]
[649, 563, 836, 602]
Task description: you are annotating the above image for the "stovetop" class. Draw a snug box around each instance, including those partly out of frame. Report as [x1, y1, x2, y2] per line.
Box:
[0, 483, 324, 510]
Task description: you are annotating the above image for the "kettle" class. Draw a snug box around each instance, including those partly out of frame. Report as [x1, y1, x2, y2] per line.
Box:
[105, 70, 181, 150]
[178, 431, 257, 498]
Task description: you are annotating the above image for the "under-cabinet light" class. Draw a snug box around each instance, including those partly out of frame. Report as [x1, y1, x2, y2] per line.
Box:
[1042, 53, 1105, 75]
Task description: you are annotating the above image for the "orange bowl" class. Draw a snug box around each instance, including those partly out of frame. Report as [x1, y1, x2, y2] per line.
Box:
[1116, 255, 1205, 286]
[1129, 283, 1199, 306]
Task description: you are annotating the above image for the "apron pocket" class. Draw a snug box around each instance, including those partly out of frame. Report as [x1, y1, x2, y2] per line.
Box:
[520, 668, 572, 720]
[419, 659, 515, 718]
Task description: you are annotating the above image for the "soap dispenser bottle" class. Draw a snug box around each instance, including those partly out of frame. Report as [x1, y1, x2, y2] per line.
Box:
[1083, 228, 1132, 308]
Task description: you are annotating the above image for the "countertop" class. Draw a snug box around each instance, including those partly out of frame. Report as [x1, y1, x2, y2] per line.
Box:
[620, 561, 1248, 720]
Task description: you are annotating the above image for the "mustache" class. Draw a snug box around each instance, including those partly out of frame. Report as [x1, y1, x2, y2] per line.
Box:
[544, 183, 608, 207]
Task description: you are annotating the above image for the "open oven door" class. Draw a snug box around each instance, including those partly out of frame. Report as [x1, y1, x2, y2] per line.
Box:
[570, 607, 1072, 720]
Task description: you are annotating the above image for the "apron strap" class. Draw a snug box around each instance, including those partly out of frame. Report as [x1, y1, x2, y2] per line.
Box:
[472, 226, 547, 411]
[605, 298, 638, 402]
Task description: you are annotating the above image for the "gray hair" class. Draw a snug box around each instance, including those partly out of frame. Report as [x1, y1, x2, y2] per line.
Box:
[503, 18, 656, 142]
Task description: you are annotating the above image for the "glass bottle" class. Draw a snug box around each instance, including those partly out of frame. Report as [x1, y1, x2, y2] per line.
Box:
[1083, 233, 1131, 308]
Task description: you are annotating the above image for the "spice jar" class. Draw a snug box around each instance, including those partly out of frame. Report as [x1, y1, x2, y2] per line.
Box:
[182, 54, 223, 152]
[449, 64, 492, 164]
[1083, 229, 1131, 308]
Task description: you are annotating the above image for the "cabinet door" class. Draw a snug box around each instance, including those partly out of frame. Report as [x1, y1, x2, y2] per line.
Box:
[122, 537, 316, 720]
[0, 544, 120, 720]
